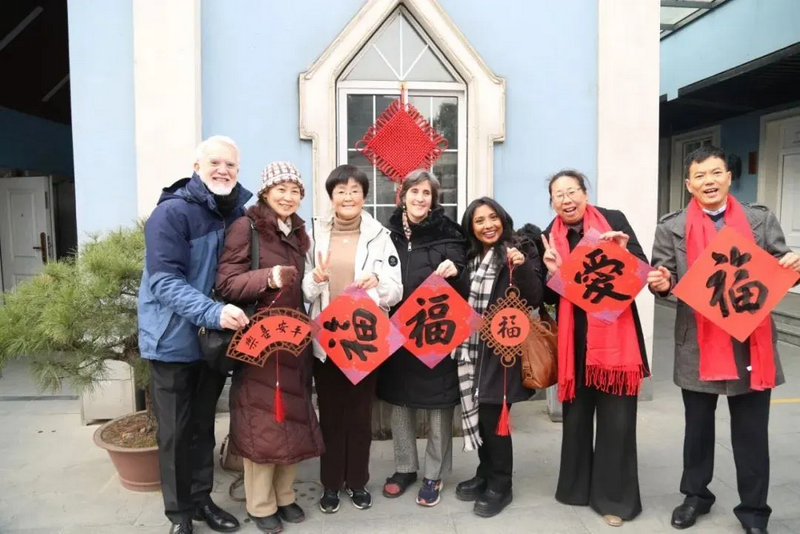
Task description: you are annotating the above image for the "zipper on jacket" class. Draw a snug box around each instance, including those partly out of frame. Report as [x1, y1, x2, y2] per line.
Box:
[361, 230, 382, 271]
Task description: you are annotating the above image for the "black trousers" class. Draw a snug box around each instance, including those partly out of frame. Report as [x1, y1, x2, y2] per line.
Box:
[680, 388, 772, 529]
[555, 386, 642, 520]
[314, 357, 377, 490]
[149, 360, 228, 524]
[475, 403, 513, 493]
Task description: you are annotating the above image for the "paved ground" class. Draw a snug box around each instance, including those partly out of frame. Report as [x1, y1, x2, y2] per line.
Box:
[1, 304, 800, 534]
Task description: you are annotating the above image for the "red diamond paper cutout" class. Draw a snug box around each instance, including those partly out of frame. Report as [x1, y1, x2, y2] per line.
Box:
[355, 98, 448, 182]
[391, 273, 482, 369]
[314, 286, 405, 385]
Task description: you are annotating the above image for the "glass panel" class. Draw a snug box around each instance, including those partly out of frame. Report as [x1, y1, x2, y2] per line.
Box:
[347, 152, 374, 195]
[373, 16, 402, 76]
[399, 16, 426, 77]
[407, 95, 431, 122]
[432, 97, 458, 149]
[433, 152, 457, 204]
[443, 205, 458, 225]
[376, 170, 399, 204]
[347, 95, 374, 148]
[375, 206, 396, 227]
[344, 46, 398, 81]
[405, 47, 456, 82]
[376, 95, 396, 118]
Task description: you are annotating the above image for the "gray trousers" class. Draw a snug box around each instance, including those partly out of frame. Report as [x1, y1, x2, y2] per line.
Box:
[391, 405, 454, 481]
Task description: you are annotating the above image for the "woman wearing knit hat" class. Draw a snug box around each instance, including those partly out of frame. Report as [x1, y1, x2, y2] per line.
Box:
[302, 164, 403, 514]
[217, 161, 324, 533]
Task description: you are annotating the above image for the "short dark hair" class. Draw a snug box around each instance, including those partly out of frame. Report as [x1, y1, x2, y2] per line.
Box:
[684, 145, 727, 180]
[461, 197, 515, 261]
[325, 164, 370, 199]
[397, 169, 441, 209]
[546, 169, 589, 202]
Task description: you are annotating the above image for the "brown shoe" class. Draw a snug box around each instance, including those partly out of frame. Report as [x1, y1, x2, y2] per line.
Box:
[603, 515, 623, 527]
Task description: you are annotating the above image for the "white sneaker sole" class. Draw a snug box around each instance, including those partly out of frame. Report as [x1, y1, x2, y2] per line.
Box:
[345, 487, 373, 510]
[416, 482, 443, 507]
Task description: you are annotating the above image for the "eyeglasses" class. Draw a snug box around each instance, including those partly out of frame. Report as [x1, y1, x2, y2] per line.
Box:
[552, 189, 582, 205]
[332, 189, 363, 198]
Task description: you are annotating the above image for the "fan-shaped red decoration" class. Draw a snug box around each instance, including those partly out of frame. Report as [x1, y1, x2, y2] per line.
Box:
[355, 95, 448, 183]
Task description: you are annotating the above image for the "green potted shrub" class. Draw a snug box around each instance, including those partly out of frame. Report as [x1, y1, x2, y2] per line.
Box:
[0, 224, 160, 491]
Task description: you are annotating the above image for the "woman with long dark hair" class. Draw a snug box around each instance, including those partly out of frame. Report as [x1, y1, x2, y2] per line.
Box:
[542, 169, 649, 527]
[454, 197, 543, 518]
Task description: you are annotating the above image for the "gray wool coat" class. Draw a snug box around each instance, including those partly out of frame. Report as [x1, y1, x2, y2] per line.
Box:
[651, 203, 792, 396]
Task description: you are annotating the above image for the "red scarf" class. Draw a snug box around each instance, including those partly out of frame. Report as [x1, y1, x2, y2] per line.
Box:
[685, 195, 775, 390]
[552, 204, 646, 402]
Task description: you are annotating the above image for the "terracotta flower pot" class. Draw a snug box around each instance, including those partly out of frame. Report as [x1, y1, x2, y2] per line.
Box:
[93, 411, 160, 492]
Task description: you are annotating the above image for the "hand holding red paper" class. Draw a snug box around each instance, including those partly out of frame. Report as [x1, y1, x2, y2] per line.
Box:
[546, 228, 651, 323]
[315, 286, 404, 384]
[391, 273, 481, 369]
[672, 226, 799, 342]
[647, 266, 672, 293]
[779, 252, 800, 272]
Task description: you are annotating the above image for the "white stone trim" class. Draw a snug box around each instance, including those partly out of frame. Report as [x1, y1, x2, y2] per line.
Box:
[299, 0, 505, 216]
[596, 0, 660, 384]
[133, 0, 202, 218]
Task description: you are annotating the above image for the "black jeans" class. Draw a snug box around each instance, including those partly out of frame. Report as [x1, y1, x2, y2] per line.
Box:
[475, 403, 513, 493]
[149, 360, 228, 524]
[680, 388, 772, 529]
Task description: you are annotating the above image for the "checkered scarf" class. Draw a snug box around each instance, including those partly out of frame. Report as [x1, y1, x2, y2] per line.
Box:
[454, 248, 497, 451]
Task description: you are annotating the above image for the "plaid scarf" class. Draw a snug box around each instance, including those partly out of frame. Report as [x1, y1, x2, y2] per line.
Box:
[454, 249, 497, 451]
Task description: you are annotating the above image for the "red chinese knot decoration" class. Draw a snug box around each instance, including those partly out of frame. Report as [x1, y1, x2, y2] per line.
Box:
[355, 93, 448, 183]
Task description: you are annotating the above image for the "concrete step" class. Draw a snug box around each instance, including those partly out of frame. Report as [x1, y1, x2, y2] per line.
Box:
[777, 323, 800, 347]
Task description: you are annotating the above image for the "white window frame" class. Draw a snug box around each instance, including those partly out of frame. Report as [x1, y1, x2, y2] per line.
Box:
[669, 125, 721, 212]
[337, 85, 467, 221]
[299, 0, 506, 218]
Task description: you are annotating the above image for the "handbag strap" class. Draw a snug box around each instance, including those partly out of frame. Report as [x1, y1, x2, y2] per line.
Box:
[249, 220, 259, 271]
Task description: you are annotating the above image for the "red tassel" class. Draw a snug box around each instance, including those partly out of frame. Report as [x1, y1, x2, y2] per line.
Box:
[274, 383, 285, 423]
[273, 355, 285, 423]
[496, 367, 511, 436]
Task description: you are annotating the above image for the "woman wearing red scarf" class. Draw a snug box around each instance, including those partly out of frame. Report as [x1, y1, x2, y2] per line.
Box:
[541, 170, 650, 528]
[649, 145, 800, 534]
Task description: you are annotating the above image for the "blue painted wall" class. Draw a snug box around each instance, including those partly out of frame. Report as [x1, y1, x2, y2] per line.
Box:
[201, 0, 598, 229]
[661, 0, 800, 100]
[0, 107, 73, 176]
[67, 0, 138, 239]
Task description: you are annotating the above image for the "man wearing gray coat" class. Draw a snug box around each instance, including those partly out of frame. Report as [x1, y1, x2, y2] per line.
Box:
[649, 146, 800, 534]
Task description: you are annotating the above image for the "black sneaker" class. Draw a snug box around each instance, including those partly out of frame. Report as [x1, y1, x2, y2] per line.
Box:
[345, 486, 373, 510]
[319, 488, 340, 514]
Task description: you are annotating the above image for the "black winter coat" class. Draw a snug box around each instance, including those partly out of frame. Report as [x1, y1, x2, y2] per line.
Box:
[542, 207, 650, 390]
[472, 226, 545, 405]
[376, 207, 469, 409]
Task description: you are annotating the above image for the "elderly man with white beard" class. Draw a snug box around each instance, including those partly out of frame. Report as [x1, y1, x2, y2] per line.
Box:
[138, 136, 253, 533]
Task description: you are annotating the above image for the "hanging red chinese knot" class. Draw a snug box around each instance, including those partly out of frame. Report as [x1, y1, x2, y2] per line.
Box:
[355, 95, 448, 183]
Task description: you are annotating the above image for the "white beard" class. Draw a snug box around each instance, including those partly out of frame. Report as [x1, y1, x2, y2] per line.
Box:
[204, 180, 235, 196]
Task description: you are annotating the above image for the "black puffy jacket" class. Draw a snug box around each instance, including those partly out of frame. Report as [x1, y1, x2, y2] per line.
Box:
[376, 206, 469, 409]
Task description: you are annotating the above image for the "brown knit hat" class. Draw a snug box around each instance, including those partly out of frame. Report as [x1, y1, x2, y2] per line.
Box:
[259, 161, 305, 198]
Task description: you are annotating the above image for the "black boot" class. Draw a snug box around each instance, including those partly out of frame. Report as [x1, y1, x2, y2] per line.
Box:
[473, 488, 513, 518]
[248, 513, 283, 533]
[456, 476, 487, 502]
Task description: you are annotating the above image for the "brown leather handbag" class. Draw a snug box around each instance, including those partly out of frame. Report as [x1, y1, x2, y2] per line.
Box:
[520, 308, 559, 390]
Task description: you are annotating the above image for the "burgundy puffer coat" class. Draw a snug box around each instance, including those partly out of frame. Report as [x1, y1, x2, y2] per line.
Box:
[216, 203, 324, 464]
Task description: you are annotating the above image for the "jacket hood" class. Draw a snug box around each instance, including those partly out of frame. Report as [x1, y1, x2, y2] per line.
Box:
[388, 205, 465, 246]
[245, 202, 310, 254]
[158, 173, 253, 213]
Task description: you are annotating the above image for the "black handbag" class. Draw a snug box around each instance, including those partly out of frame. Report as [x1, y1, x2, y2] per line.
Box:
[198, 222, 259, 375]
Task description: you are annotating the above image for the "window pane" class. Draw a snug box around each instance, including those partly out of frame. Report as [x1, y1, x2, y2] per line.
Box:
[408, 95, 432, 122]
[373, 16, 402, 76]
[347, 152, 374, 199]
[376, 95, 396, 118]
[375, 206, 396, 227]
[345, 46, 398, 81]
[400, 17, 427, 77]
[404, 47, 456, 82]
[432, 97, 458, 149]
[376, 171, 399, 204]
[347, 95, 374, 148]
[433, 152, 457, 204]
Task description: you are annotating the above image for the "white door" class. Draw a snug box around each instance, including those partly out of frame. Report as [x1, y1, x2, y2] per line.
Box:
[778, 150, 800, 294]
[0, 177, 54, 291]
